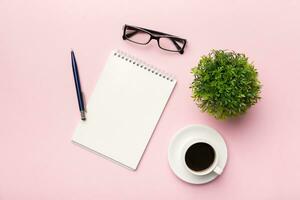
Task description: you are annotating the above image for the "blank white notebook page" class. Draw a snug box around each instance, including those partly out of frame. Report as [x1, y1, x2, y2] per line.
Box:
[72, 50, 176, 170]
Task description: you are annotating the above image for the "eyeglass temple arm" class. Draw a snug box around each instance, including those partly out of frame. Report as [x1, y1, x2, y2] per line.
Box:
[125, 28, 175, 40]
[123, 30, 139, 39]
[142, 28, 171, 37]
[170, 39, 182, 51]
[125, 25, 186, 40]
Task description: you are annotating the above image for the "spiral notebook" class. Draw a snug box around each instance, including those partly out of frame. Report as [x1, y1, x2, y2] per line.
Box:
[72, 50, 176, 170]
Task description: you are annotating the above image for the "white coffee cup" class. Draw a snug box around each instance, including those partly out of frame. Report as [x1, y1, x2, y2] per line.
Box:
[181, 138, 223, 176]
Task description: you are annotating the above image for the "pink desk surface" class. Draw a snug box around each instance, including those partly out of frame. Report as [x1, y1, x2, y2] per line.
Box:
[1, 0, 300, 199]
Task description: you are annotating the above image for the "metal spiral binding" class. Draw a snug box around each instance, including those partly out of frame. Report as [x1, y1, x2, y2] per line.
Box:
[113, 50, 175, 82]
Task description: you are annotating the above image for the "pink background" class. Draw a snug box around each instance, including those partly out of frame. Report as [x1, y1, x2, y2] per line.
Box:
[1, 0, 300, 199]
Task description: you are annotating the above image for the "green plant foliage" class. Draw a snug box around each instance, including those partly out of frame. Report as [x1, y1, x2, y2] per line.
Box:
[191, 50, 261, 120]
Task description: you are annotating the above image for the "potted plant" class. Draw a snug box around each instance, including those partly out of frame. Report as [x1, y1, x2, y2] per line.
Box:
[191, 50, 262, 120]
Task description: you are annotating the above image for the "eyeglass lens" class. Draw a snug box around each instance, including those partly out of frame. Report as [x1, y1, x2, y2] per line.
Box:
[159, 37, 185, 52]
[124, 26, 151, 45]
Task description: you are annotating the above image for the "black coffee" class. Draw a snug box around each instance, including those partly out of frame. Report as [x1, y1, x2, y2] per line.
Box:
[185, 142, 215, 171]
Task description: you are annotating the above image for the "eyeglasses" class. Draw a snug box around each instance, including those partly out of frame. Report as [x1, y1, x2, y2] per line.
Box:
[122, 24, 187, 54]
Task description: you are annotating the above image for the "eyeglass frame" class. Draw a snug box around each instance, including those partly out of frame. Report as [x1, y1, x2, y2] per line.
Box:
[122, 24, 187, 54]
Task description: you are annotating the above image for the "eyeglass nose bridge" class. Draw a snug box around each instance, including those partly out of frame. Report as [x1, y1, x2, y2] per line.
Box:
[150, 35, 160, 40]
[148, 35, 162, 47]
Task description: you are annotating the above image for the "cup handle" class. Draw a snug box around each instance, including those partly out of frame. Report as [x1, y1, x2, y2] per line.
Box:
[213, 166, 223, 175]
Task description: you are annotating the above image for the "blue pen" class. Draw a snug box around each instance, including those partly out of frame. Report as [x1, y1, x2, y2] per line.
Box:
[71, 50, 86, 120]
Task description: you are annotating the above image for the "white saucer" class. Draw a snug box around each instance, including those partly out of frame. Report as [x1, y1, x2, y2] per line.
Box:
[168, 124, 228, 184]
